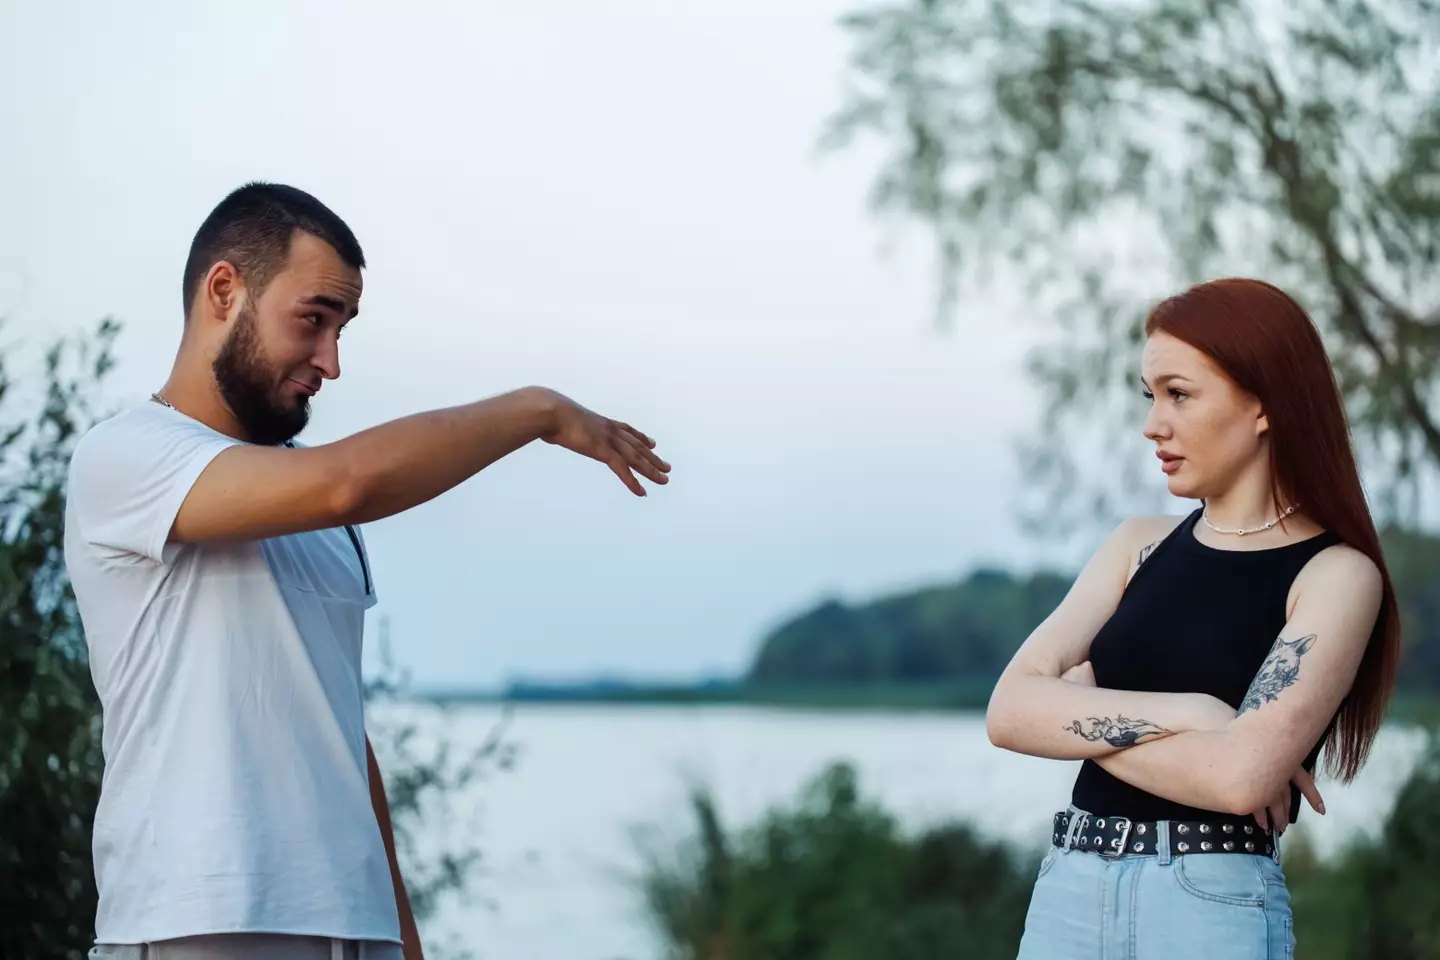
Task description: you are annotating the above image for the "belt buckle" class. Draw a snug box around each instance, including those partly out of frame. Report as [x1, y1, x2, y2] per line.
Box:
[1099, 817, 1132, 858]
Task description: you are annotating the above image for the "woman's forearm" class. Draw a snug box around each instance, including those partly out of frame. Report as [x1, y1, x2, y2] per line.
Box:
[985, 677, 1224, 760]
[1093, 730, 1256, 814]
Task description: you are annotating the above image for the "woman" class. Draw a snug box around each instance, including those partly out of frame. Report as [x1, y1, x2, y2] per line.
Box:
[987, 278, 1399, 959]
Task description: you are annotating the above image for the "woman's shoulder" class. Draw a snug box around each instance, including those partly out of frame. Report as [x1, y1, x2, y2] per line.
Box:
[1105, 513, 1191, 587]
[1298, 541, 1382, 590]
[1283, 540, 1384, 625]
[1115, 512, 1191, 560]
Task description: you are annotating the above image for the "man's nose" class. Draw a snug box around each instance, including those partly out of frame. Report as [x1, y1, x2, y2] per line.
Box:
[313, 336, 341, 380]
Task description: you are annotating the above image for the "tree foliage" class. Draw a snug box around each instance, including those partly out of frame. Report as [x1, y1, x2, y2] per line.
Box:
[827, 0, 1440, 534]
[748, 569, 1070, 686]
[0, 318, 118, 960]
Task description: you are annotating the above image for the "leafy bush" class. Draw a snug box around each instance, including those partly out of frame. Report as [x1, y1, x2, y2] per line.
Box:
[639, 762, 1034, 960]
[645, 739, 1440, 960]
[1287, 734, 1440, 959]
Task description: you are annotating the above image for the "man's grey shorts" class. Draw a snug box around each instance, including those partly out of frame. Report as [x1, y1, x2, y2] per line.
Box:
[88, 934, 405, 960]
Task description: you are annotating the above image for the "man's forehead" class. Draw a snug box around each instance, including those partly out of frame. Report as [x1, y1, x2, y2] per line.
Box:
[279, 234, 363, 307]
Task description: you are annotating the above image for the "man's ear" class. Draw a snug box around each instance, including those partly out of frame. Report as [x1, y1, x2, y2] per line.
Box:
[203, 261, 245, 324]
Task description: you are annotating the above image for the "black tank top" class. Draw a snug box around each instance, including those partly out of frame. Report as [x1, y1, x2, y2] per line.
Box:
[1070, 507, 1341, 823]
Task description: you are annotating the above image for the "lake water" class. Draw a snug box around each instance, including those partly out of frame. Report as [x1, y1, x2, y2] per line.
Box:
[373, 703, 1431, 960]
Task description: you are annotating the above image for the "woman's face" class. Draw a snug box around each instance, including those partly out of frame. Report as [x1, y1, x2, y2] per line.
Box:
[1140, 331, 1269, 499]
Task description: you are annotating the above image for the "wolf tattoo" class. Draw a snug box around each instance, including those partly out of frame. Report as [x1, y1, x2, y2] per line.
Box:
[1238, 634, 1318, 715]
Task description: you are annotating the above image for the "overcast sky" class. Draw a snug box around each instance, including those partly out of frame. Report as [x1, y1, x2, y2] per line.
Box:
[0, 0, 1138, 687]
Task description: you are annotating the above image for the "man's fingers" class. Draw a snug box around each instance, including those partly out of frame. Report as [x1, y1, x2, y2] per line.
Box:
[617, 431, 670, 478]
[570, 416, 666, 495]
[616, 435, 670, 484]
[620, 449, 669, 486]
[605, 456, 646, 497]
[618, 422, 657, 450]
[1293, 767, 1326, 815]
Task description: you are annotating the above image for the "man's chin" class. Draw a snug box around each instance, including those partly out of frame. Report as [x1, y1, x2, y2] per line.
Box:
[246, 403, 309, 447]
[278, 411, 310, 444]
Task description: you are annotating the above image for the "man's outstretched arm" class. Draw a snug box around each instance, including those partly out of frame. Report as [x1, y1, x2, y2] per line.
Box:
[367, 736, 424, 960]
[169, 386, 670, 545]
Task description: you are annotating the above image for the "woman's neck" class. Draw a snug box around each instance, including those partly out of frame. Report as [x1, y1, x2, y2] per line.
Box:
[1198, 478, 1322, 547]
[1202, 489, 1295, 533]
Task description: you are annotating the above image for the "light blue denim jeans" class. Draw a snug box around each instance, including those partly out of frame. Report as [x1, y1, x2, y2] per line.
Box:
[1017, 808, 1294, 960]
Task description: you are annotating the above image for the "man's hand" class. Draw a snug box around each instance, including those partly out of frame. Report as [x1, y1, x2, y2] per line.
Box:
[537, 389, 671, 496]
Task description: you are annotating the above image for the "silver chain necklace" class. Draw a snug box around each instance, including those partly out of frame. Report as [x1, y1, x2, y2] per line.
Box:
[1202, 502, 1298, 536]
[150, 392, 174, 409]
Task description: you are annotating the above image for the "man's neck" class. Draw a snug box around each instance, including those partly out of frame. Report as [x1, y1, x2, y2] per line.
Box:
[155, 369, 251, 442]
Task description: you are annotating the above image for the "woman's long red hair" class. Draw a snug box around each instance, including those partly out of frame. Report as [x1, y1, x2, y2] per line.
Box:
[1147, 277, 1400, 782]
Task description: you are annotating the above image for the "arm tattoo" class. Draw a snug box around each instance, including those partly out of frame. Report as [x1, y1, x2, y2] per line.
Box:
[1063, 715, 1172, 748]
[1238, 634, 1318, 715]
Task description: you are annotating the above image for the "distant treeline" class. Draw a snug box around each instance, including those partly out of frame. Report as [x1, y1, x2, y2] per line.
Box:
[749, 526, 1440, 694]
[479, 526, 1440, 710]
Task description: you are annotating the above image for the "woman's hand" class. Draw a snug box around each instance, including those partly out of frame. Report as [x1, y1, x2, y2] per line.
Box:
[1249, 766, 1325, 835]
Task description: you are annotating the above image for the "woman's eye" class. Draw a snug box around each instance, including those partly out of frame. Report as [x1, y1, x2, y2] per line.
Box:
[1142, 389, 1154, 401]
[1170, 389, 1188, 402]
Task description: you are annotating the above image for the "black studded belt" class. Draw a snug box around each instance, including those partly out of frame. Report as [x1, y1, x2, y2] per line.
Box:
[1053, 810, 1276, 858]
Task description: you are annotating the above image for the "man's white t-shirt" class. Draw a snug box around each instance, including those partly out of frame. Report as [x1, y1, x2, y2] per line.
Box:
[63, 400, 402, 946]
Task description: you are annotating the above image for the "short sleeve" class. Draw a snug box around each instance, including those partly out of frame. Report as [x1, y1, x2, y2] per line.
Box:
[68, 406, 242, 564]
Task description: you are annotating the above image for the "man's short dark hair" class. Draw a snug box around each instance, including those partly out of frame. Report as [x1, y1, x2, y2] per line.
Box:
[182, 182, 365, 317]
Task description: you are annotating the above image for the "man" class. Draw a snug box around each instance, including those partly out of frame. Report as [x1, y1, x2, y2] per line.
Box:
[63, 182, 670, 960]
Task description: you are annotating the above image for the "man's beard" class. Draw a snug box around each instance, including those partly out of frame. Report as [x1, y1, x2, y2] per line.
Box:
[212, 302, 310, 446]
